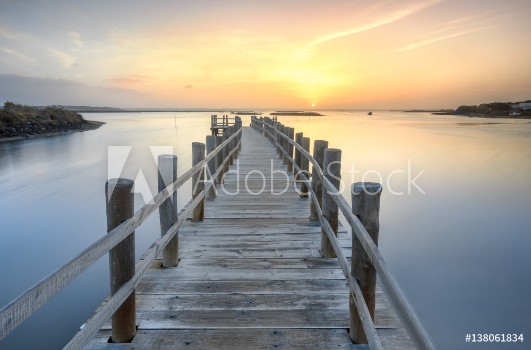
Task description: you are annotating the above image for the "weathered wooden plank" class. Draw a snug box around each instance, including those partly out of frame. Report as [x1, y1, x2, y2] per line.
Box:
[203, 211, 309, 219]
[85, 329, 365, 350]
[136, 293, 350, 311]
[177, 240, 353, 251]
[95, 308, 399, 330]
[135, 277, 349, 293]
[176, 247, 322, 258]
[175, 257, 341, 269]
[141, 267, 346, 281]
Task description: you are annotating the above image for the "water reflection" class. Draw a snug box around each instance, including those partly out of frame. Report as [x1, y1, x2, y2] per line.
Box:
[282, 111, 531, 350]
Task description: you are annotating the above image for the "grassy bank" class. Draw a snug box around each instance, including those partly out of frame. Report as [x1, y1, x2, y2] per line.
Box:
[0, 102, 104, 141]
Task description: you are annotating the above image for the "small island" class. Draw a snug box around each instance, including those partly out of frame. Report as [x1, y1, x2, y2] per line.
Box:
[0, 102, 104, 141]
[270, 111, 324, 116]
[406, 100, 531, 118]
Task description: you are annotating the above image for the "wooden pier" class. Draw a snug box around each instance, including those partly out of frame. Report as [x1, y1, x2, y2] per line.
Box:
[0, 117, 435, 349]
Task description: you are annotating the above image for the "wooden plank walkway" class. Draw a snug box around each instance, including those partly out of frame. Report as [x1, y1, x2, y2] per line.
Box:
[85, 127, 414, 349]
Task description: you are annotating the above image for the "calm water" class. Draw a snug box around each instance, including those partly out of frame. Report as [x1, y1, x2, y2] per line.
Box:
[1, 111, 530, 349]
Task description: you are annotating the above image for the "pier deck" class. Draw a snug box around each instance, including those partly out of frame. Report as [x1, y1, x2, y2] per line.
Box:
[85, 127, 414, 349]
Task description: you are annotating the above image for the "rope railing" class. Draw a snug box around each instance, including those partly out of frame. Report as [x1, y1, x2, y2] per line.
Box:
[250, 116, 436, 350]
[0, 119, 243, 348]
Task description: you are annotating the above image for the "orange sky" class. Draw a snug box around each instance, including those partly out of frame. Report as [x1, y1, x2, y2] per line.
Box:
[1, 0, 530, 109]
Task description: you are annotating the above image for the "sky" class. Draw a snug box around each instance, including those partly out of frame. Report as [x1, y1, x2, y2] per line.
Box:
[0, 0, 530, 109]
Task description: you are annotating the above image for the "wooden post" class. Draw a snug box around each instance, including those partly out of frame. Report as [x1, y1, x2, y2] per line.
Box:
[294, 132, 303, 180]
[278, 124, 283, 157]
[222, 133, 230, 174]
[268, 119, 273, 142]
[320, 148, 341, 258]
[300, 137, 310, 198]
[206, 135, 217, 200]
[282, 126, 289, 165]
[157, 155, 179, 267]
[192, 142, 205, 221]
[211, 115, 217, 136]
[349, 182, 382, 344]
[273, 123, 278, 151]
[215, 135, 223, 184]
[236, 117, 242, 152]
[310, 140, 328, 221]
[105, 178, 136, 343]
[227, 126, 234, 166]
[279, 125, 286, 161]
[276, 123, 282, 155]
[287, 127, 294, 172]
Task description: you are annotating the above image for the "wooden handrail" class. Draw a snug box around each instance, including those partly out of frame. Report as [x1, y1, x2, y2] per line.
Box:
[281, 146, 383, 350]
[64, 139, 241, 350]
[0, 126, 242, 342]
[251, 117, 436, 350]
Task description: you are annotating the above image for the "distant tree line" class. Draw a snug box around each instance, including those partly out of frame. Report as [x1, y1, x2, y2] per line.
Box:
[456, 102, 510, 115]
[455, 100, 531, 116]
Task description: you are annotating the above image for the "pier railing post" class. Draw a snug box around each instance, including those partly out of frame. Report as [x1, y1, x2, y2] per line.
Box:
[273, 122, 280, 153]
[310, 140, 328, 221]
[282, 126, 289, 165]
[222, 132, 230, 174]
[320, 148, 341, 258]
[267, 119, 273, 142]
[294, 132, 303, 181]
[277, 123, 283, 157]
[192, 142, 205, 221]
[158, 155, 179, 267]
[300, 137, 310, 198]
[215, 135, 223, 184]
[227, 126, 234, 166]
[287, 127, 294, 172]
[349, 182, 382, 344]
[236, 116, 242, 152]
[280, 125, 286, 161]
[105, 178, 136, 343]
[206, 136, 217, 200]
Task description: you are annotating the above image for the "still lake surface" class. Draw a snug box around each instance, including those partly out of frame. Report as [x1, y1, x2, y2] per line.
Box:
[1, 111, 530, 349]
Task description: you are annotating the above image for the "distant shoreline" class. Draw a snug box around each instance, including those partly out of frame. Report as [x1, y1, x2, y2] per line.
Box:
[404, 99, 531, 119]
[404, 110, 531, 119]
[270, 111, 324, 116]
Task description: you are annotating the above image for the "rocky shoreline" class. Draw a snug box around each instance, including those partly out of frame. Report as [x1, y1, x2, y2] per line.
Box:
[0, 102, 104, 141]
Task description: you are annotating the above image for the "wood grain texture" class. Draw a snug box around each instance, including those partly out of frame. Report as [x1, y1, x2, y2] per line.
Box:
[106, 178, 136, 343]
[157, 155, 178, 267]
[321, 148, 341, 258]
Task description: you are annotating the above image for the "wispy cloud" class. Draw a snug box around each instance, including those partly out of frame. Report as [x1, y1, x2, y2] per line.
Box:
[109, 28, 132, 47]
[309, 0, 443, 46]
[0, 25, 34, 42]
[0, 26, 18, 40]
[68, 31, 83, 50]
[389, 26, 495, 52]
[0, 46, 36, 64]
[108, 75, 154, 86]
[48, 48, 75, 68]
